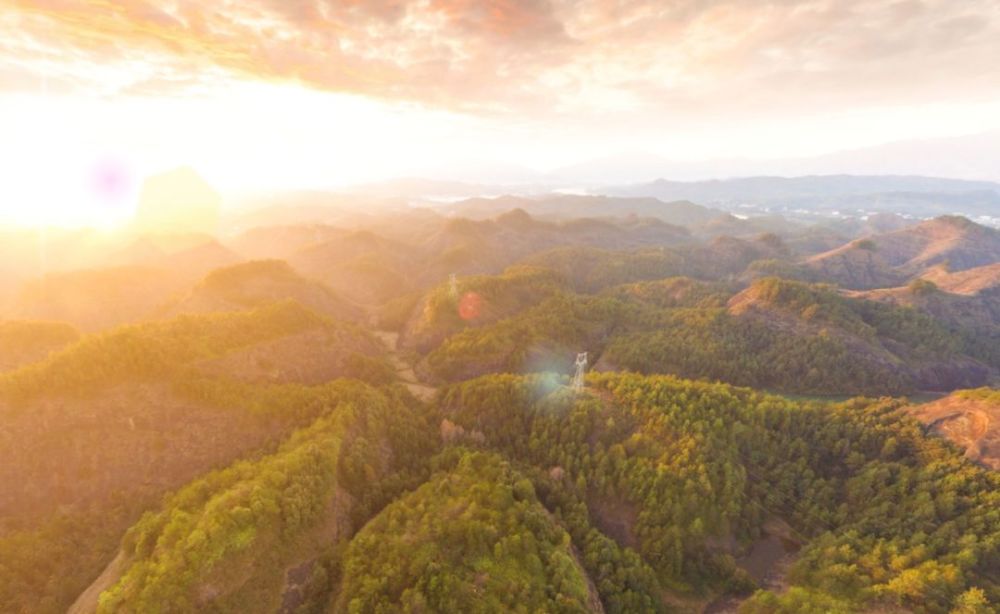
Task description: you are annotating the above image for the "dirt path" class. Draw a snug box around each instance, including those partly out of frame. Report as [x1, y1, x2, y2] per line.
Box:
[373, 330, 437, 402]
[703, 517, 800, 613]
[68, 551, 127, 614]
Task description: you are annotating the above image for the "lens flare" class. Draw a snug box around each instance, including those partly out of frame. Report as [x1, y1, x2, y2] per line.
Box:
[90, 159, 131, 204]
[458, 291, 483, 320]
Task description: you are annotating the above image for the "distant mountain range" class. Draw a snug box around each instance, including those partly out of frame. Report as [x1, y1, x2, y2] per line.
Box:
[328, 131, 1000, 188]
[331, 174, 1000, 227]
[604, 175, 1000, 222]
[321, 131, 1000, 225]
[543, 131, 1000, 185]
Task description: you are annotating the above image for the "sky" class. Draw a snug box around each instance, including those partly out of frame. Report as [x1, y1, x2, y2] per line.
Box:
[2, 0, 1000, 226]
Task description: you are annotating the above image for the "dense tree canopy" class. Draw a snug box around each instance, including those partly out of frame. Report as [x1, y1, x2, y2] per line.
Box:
[418, 276, 992, 395]
[337, 449, 598, 613]
[2, 229, 998, 614]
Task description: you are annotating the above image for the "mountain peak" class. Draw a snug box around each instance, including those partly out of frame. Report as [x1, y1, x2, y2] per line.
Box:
[496, 208, 534, 227]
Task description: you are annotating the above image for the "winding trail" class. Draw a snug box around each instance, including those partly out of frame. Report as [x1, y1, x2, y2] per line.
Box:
[67, 552, 126, 614]
[373, 330, 437, 402]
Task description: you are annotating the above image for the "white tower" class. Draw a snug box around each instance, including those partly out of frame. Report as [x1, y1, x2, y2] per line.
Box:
[449, 273, 459, 299]
[572, 352, 588, 393]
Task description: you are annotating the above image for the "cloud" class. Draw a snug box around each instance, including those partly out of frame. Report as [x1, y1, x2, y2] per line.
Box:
[1, 0, 999, 119]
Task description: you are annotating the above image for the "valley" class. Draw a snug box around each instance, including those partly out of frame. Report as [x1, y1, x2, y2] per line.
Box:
[1, 194, 998, 613]
[6, 3, 1000, 612]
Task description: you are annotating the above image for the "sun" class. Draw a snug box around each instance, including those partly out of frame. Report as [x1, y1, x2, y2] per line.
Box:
[0, 94, 134, 229]
[0, 151, 138, 230]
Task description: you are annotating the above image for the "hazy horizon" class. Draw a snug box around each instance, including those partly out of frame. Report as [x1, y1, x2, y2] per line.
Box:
[3, 5, 1000, 612]
[3, 1, 1000, 227]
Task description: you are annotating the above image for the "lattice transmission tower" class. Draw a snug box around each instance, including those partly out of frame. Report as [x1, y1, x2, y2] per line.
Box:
[572, 352, 588, 393]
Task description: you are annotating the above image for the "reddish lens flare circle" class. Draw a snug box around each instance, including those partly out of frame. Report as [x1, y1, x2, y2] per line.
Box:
[458, 292, 483, 320]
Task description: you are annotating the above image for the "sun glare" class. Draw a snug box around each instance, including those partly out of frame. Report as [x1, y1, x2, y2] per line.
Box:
[0, 83, 487, 230]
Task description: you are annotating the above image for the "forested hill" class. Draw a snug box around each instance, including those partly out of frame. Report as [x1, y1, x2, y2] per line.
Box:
[1, 206, 998, 613]
[0, 320, 79, 372]
[401, 275, 995, 395]
[159, 259, 361, 322]
[13, 372, 996, 613]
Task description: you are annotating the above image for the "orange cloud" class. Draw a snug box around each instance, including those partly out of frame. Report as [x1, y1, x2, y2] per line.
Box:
[1, 0, 999, 119]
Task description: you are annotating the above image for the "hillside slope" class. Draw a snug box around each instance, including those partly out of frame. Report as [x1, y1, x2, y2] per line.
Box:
[0, 320, 79, 372]
[10, 266, 191, 331]
[907, 388, 1000, 470]
[91, 386, 434, 614]
[0, 304, 396, 614]
[160, 259, 360, 322]
[335, 450, 603, 613]
[409, 272, 994, 395]
[805, 216, 1000, 289]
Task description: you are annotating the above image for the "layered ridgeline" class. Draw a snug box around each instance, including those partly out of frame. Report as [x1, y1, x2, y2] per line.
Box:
[1, 206, 998, 613]
[31, 372, 1000, 613]
[8, 211, 994, 332]
[387, 265, 570, 353]
[849, 263, 1000, 372]
[380, 217, 998, 395]
[9, 237, 242, 332]
[0, 320, 80, 372]
[800, 216, 1000, 290]
[229, 207, 695, 307]
[229, 207, 780, 308]
[0, 300, 389, 402]
[0, 302, 396, 613]
[158, 260, 361, 323]
[1, 301, 393, 522]
[399, 273, 995, 394]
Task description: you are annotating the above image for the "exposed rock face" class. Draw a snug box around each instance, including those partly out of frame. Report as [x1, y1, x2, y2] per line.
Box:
[907, 390, 1000, 470]
[846, 263, 1000, 343]
[920, 262, 1000, 295]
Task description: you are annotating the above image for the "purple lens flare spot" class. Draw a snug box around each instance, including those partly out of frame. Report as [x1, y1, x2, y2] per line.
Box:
[90, 158, 132, 204]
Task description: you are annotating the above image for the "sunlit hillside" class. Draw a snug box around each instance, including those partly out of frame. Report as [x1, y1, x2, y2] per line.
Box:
[3, 192, 998, 613]
[2, 2, 1000, 613]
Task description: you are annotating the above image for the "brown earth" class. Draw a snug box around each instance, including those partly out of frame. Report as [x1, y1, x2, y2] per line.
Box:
[920, 262, 1000, 295]
[66, 552, 128, 614]
[907, 392, 1000, 470]
[0, 382, 294, 523]
[805, 216, 1000, 289]
[703, 517, 801, 614]
[804, 241, 903, 289]
[588, 495, 639, 550]
[373, 330, 437, 401]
